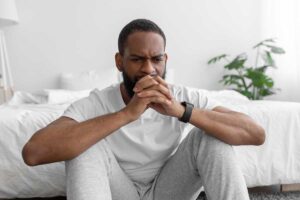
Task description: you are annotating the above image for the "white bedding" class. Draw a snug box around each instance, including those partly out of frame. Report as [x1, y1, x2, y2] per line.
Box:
[232, 100, 300, 187]
[0, 103, 67, 198]
[0, 90, 300, 198]
[200, 91, 300, 187]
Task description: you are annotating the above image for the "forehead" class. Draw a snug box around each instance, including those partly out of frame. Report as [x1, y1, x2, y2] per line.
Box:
[124, 31, 165, 56]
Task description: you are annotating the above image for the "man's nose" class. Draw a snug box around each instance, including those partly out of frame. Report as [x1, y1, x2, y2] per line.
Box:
[141, 59, 156, 74]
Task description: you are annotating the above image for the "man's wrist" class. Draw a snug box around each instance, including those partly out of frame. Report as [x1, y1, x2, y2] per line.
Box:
[118, 108, 137, 123]
[178, 102, 194, 123]
[173, 102, 185, 118]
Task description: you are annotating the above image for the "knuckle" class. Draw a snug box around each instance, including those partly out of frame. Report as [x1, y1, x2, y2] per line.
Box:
[151, 79, 158, 85]
[156, 84, 165, 93]
[157, 84, 164, 90]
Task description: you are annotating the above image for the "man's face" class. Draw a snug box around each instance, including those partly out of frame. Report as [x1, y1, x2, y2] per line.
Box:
[116, 31, 167, 97]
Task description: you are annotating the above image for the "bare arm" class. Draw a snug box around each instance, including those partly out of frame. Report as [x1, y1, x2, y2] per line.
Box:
[189, 106, 265, 145]
[22, 110, 130, 166]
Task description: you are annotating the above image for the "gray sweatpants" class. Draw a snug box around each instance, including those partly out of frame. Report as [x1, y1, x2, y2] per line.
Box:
[65, 128, 250, 200]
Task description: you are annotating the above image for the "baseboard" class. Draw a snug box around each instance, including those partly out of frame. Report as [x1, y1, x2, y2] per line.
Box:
[281, 183, 300, 192]
[248, 185, 281, 193]
[249, 183, 300, 193]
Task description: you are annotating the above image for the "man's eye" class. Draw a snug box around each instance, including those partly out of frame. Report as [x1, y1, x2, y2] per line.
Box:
[131, 58, 141, 62]
[153, 57, 163, 62]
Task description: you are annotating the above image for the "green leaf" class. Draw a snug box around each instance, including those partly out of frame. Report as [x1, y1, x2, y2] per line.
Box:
[257, 65, 269, 72]
[207, 54, 228, 64]
[224, 80, 242, 87]
[223, 74, 243, 80]
[221, 77, 243, 87]
[253, 38, 276, 48]
[263, 38, 276, 43]
[265, 45, 285, 54]
[246, 69, 274, 88]
[221, 74, 245, 88]
[224, 54, 247, 70]
[246, 69, 265, 87]
[265, 77, 274, 88]
[253, 42, 263, 49]
[258, 88, 275, 97]
[262, 51, 276, 67]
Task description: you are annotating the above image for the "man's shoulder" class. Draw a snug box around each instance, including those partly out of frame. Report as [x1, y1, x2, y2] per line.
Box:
[170, 84, 207, 95]
[91, 83, 120, 97]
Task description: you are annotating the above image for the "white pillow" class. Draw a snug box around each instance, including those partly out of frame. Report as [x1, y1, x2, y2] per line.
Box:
[208, 90, 249, 101]
[60, 69, 119, 90]
[44, 89, 91, 104]
[205, 89, 250, 110]
[8, 91, 48, 105]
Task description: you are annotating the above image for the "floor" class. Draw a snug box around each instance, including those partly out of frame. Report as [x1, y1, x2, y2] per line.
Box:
[5, 184, 300, 200]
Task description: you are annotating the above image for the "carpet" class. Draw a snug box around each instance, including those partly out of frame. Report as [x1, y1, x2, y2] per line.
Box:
[197, 191, 300, 200]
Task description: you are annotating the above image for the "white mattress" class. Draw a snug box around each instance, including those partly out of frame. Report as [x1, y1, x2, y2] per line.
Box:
[232, 100, 300, 187]
[0, 90, 300, 198]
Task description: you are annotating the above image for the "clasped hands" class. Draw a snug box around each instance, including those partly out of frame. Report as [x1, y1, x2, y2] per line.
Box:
[124, 75, 185, 121]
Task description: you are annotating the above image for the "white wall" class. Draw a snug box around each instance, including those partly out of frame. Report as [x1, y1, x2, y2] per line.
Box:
[260, 0, 300, 102]
[4, 0, 298, 101]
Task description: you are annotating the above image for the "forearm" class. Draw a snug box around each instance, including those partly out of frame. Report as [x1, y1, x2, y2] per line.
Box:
[189, 108, 265, 145]
[23, 110, 130, 166]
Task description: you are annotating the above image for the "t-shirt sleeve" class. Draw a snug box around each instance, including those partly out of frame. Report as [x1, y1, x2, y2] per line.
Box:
[173, 85, 222, 110]
[196, 93, 221, 110]
[62, 90, 99, 122]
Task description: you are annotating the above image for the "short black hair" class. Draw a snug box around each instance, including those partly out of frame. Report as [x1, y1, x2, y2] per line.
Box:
[118, 19, 166, 55]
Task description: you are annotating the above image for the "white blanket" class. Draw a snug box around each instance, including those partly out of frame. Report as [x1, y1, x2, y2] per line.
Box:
[0, 90, 300, 198]
[0, 103, 67, 198]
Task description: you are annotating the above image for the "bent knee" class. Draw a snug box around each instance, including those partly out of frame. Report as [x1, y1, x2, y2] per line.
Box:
[66, 140, 112, 166]
[200, 133, 234, 158]
[188, 128, 233, 155]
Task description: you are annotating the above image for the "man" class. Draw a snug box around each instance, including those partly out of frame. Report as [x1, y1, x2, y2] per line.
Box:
[22, 19, 265, 200]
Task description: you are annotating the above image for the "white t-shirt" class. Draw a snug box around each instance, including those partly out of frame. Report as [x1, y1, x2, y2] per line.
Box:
[63, 83, 220, 185]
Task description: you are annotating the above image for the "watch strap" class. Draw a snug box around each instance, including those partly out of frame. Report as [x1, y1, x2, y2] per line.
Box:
[179, 101, 194, 123]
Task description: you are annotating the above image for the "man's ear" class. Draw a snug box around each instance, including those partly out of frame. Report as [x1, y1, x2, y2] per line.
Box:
[164, 53, 168, 65]
[115, 53, 123, 72]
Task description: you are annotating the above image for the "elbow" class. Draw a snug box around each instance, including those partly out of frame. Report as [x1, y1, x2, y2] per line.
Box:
[234, 126, 265, 146]
[252, 126, 266, 146]
[22, 142, 41, 166]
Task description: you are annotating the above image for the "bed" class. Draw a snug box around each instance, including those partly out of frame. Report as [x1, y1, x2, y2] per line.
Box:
[0, 80, 300, 198]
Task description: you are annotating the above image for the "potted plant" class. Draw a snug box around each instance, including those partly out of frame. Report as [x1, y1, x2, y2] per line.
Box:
[207, 38, 285, 100]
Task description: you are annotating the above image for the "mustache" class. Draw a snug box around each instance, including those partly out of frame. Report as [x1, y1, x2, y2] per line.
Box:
[122, 68, 166, 98]
[149, 72, 158, 77]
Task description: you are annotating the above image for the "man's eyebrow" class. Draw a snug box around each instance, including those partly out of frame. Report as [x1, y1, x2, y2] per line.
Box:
[152, 54, 165, 57]
[129, 53, 165, 58]
[129, 54, 144, 58]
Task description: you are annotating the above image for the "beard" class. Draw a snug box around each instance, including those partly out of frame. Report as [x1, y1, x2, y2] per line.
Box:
[122, 67, 167, 98]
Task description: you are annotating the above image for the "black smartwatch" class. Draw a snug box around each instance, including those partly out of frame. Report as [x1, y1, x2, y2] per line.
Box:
[179, 101, 194, 123]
